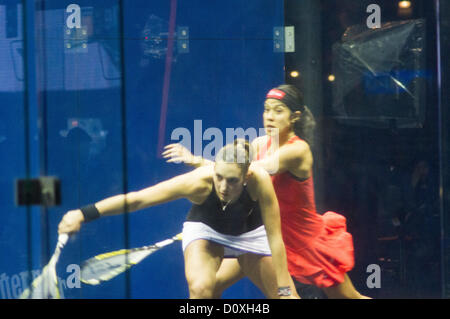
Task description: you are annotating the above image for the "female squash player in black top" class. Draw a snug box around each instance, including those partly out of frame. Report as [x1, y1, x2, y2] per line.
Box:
[58, 140, 298, 299]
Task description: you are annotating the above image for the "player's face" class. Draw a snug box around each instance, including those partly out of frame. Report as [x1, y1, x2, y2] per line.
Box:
[213, 162, 245, 204]
[263, 99, 295, 136]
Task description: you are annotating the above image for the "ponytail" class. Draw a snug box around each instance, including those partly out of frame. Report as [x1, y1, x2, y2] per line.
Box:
[294, 105, 316, 147]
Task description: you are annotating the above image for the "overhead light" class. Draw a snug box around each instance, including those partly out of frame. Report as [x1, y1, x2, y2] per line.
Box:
[398, 1, 411, 9]
[290, 71, 300, 78]
[328, 74, 335, 82]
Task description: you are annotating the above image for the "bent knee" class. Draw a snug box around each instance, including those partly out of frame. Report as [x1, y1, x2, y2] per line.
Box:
[188, 279, 216, 299]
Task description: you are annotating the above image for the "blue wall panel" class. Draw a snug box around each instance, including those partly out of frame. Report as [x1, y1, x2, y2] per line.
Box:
[0, 2, 34, 300]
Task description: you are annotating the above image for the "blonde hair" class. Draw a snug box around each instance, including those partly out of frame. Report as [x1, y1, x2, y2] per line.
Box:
[215, 139, 253, 175]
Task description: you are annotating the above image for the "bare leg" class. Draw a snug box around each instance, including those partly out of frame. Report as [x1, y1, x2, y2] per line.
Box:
[322, 274, 371, 299]
[184, 240, 224, 299]
[213, 258, 245, 298]
[237, 254, 280, 299]
[214, 254, 280, 298]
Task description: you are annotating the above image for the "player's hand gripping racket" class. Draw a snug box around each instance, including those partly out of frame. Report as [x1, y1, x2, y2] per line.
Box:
[80, 233, 182, 285]
[20, 233, 69, 299]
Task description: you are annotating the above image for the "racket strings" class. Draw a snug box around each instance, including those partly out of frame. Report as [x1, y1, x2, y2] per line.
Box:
[80, 233, 182, 286]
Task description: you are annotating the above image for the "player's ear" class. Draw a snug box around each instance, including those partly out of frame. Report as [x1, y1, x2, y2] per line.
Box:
[290, 111, 301, 124]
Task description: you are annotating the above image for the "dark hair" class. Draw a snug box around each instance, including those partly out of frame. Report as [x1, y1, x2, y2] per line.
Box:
[271, 84, 316, 146]
[215, 139, 253, 175]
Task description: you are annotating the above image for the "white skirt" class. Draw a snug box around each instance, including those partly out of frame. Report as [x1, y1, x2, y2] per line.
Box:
[182, 221, 272, 257]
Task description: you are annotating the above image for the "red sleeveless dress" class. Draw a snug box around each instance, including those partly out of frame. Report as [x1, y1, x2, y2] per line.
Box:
[258, 135, 355, 288]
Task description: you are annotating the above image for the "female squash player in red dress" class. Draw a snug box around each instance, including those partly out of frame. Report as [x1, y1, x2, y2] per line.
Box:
[164, 84, 370, 299]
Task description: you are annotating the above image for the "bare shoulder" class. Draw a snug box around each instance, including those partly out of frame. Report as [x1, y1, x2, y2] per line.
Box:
[246, 164, 274, 201]
[247, 164, 271, 188]
[164, 165, 212, 196]
[285, 139, 313, 176]
[285, 139, 311, 157]
[189, 166, 214, 192]
[162, 166, 212, 204]
[249, 163, 270, 178]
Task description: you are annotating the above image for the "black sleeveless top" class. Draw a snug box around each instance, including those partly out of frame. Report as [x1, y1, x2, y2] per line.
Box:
[186, 187, 264, 236]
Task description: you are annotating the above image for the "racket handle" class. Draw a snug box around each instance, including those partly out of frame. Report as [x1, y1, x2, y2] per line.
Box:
[173, 233, 183, 241]
[58, 233, 69, 247]
[155, 233, 182, 248]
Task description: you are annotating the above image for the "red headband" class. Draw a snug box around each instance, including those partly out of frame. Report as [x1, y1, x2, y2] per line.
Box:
[266, 89, 286, 100]
[266, 88, 303, 112]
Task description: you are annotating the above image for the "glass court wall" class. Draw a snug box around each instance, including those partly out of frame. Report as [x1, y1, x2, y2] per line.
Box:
[285, 0, 443, 298]
[0, 0, 447, 299]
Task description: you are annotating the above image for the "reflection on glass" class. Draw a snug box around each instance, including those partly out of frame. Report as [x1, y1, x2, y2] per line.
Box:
[0, 0, 446, 300]
[0, 2, 30, 300]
